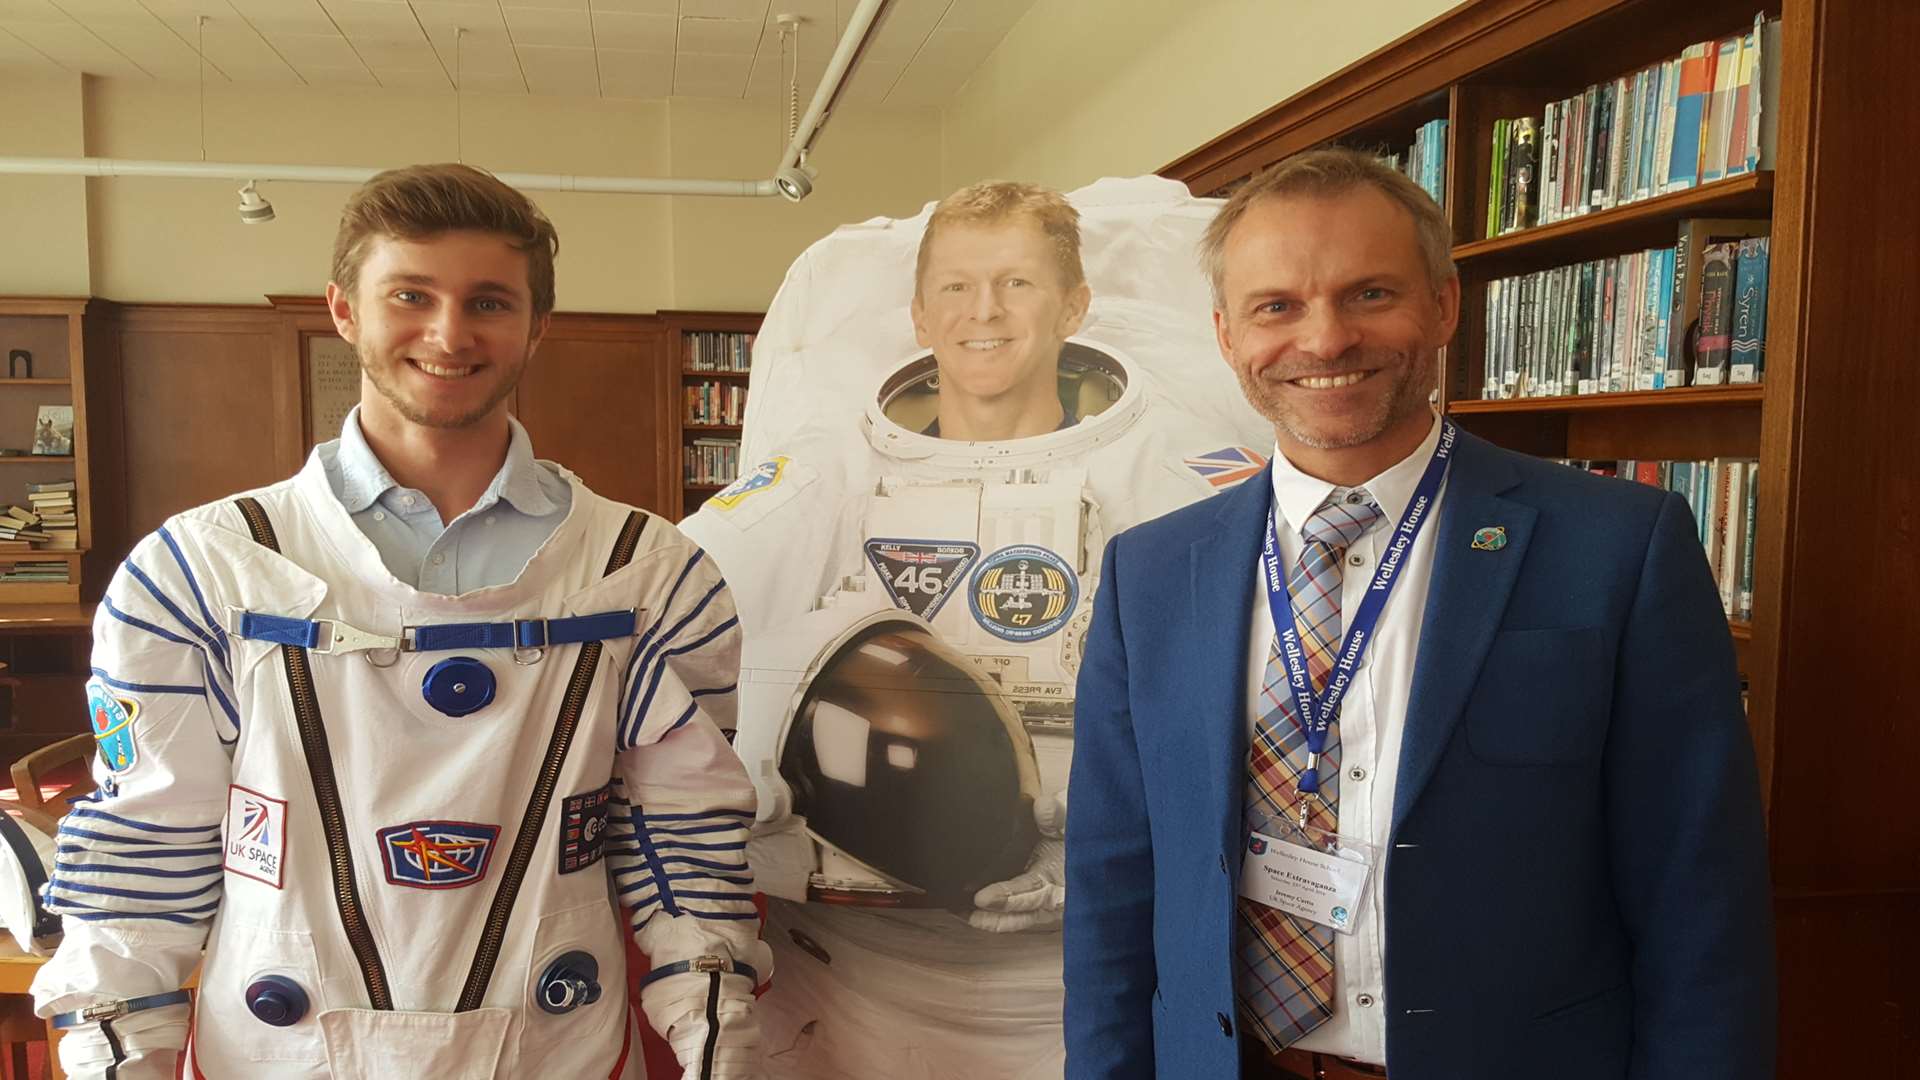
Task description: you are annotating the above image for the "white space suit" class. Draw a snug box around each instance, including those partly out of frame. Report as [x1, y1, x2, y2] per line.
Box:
[680, 176, 1271, 1078]
[32, 455, 771, 1079]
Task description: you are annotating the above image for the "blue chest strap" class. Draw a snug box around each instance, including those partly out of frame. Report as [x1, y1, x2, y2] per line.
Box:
[231, 609, 637, 656]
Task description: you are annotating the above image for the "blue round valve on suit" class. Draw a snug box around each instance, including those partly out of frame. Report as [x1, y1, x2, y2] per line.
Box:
[245, 975, 309, 1027]
[537, 951, 603, 1015]
[422, 656, 497, 718]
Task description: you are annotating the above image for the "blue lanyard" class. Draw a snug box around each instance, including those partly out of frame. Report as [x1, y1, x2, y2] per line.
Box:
[1262, 420, 1456, 812]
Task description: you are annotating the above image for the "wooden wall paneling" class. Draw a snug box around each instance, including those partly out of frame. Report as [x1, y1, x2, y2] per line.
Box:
[512, 313, 672, 517]
[1773, 892, 1920, 1080]
[1764, 0, 1920, 894]
[110, 306, 302, 543]
[81, 302, 128, 600]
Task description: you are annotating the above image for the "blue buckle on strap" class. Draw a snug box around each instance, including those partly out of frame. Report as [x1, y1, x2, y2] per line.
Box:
[636, 954, 760, 992]
[51, 989, 193, 1030]
[234, 610, 638, 655]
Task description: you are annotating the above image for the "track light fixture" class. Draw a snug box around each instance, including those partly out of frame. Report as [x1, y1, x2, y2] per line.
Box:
[237, 180, 275, 224]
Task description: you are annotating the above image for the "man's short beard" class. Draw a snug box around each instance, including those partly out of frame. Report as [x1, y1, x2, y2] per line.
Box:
[358, 341, 527, 430]
[1237, 346, 1431, 450]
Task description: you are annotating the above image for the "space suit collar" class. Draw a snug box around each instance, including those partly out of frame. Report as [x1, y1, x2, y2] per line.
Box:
[327, 407, 561, 519]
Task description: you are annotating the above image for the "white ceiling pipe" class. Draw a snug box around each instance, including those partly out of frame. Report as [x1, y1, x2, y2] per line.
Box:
[778, 0, 889, 180]
[0, 156, 779, 197]
[0, 0, 891, 201]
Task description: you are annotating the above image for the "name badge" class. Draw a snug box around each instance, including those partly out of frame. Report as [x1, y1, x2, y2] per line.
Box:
[1238, 828, 1373, 935]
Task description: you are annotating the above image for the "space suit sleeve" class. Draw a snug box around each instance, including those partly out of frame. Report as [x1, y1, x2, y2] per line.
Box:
[31, 527, 241, 1080]
[606, 541, 770, 1078]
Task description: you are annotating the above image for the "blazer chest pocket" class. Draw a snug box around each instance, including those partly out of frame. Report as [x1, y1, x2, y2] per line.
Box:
[1464, 626, 1612, 765]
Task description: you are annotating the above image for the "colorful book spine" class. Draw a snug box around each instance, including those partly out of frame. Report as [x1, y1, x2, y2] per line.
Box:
[1693, 242, 1738, 384]
[1729, 236, 1771, 383]
[1668, 41, 1714, 191]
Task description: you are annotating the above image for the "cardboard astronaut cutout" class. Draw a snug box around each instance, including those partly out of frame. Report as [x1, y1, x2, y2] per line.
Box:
[680, 176, 1271, 1077]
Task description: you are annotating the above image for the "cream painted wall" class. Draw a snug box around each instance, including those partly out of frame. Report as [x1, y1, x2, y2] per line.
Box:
[942, 0, 1460, 191]
[0, 75, 90, 296]
[0, 75, 942, 313]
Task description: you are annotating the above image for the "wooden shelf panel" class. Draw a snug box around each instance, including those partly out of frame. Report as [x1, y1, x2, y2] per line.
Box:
[0, 456, 74, 464]
[1448, 384, 1765, 415]
[684, 369, 750, 379]
[0, 379, 70, 386]
[1453, 173, 1773, 276]
[683, 424, 742, 434]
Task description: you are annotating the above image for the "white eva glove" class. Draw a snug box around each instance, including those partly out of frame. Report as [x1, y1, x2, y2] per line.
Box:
[969, 789, 1068, 933]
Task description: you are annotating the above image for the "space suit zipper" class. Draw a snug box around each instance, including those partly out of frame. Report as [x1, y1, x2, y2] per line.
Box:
[235, 496, 395, 1009]
[457, 510, 648, 1010]
[701, 970, 720, 1080]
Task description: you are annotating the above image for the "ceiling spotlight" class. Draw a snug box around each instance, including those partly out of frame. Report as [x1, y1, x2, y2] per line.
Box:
[237, 180, 275, 224]
[775, 164, 815, 203]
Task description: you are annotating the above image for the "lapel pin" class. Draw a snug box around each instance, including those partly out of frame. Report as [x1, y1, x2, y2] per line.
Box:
[1471, 526, 1508, 551]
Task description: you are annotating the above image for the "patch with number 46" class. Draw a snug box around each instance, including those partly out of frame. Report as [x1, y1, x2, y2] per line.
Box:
[864, 538, 980, 621]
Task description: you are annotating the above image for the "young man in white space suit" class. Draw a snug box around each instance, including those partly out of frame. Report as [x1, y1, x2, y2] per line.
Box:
[681, 178, 1271, 1078]
[32, 163, 770, 1080]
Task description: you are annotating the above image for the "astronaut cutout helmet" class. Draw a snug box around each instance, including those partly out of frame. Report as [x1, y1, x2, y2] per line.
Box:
[777, 609, 1042, 908]
[863, 337, 1147, 468]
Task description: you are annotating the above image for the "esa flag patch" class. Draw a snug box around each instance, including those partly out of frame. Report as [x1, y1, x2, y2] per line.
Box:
[1183, 446, 1268, 489]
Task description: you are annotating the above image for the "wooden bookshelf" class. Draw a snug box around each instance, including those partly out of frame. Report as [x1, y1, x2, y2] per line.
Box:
[0, 298, 110, 605]
[1162, 0, 1919, 1075]
[660, 311, 763, 519]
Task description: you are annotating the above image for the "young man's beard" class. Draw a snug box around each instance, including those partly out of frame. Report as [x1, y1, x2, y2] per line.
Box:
[358, 339, 530, 430]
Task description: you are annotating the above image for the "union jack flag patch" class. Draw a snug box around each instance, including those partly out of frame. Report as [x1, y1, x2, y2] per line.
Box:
[1184, 446, 1268, 489]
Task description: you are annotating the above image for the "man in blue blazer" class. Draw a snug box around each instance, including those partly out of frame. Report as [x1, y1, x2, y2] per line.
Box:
[1064, 148, 1774, 1080]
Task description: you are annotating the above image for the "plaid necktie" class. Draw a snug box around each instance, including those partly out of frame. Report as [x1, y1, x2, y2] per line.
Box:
[1237, 490, 1384, 1051]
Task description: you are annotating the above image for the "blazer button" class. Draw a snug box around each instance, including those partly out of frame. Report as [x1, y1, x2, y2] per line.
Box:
[1217, 1012, 1233, 1038]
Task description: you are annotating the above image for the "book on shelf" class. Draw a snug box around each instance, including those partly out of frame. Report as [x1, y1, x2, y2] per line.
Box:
[26, 480, 75, 494]
[684, 437, 743, 486]
[1380, 119, 1449, 207]
[1669, 217, 1770, 384]
[1503, 15, 1781, 234]
[1556, 456, 1757, 620]
[684, 331, 756, 373]
[1692, 241, 1739, 385]
[1729, 236, 1771, 384]
[685, 380, 749, 426]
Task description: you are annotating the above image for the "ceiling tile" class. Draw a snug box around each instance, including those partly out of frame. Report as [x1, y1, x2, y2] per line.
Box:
[595, 47, 667, 98]
[450, 68, 522, 92]
[351, 36, 434, 66]
[6, 20, 149, 74]
[586, 0, 673, 14]
[84, 17, 206, 74]
[884, 58, 966, 106]
[137, 0, 240, 21]
[589, 10, 668, 51]
[44, 0, 150, 19]
[833, 57, 900, 106]
[504, 0, 585, 10]
[678, 0, 764, 19]
[296, 61, 376, 83]
[369, 64, 447, 88]
[913, 25, 999, 70]
[226, 0, 340, 36]
[670, 48, 747, 97]
[741, 40, 820, 100]
[674, 14, 756, 55]
[0, 0, 70, 24]
[266, 29, 360, 66]
[515, 41, 595, 95]
[0, 39, 64, 69]
[933, 0, 1034, 36]
[501, 6, 589, 48]
[319, 0, 421, 41]
[859, 0, 942, 66]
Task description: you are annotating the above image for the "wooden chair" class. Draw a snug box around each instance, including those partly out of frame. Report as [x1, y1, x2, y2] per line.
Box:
[5, 735, 94, 827]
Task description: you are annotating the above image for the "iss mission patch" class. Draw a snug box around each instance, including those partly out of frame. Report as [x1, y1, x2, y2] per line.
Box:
[377, 820, 500, 890]
[86, 677, 139, 773]
[558, 784, 612, 875]
[969, 545, 1078, 642]
[865, 538, 980, 620]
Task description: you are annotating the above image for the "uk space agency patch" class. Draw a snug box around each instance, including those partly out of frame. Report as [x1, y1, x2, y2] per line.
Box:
[225, 785, 288, 889]
[865, 538, 980, 620]
[969, 545, 1079, 642]
[86, 677, 139, 773]
[558, 785, 612, 875]
[377, 821, 500, 889]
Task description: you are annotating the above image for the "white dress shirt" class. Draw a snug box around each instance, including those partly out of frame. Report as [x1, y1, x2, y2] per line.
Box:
[1244, 413, 1448, 1065]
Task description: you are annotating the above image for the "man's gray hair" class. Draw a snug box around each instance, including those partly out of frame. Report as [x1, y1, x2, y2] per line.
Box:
[1198, 146, 1457, 308]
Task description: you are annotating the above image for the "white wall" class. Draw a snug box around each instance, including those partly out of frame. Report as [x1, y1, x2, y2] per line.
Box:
[942, 0, 1460, 191]
[2, 75, 944, 313]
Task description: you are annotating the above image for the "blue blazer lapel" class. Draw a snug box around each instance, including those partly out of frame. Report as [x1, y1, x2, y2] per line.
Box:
[1188, 466, 1272, 853]
[1391, 432, 1536, 833]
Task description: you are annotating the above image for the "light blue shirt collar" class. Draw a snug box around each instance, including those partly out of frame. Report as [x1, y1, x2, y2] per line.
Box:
[331, 405, 561, 519]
